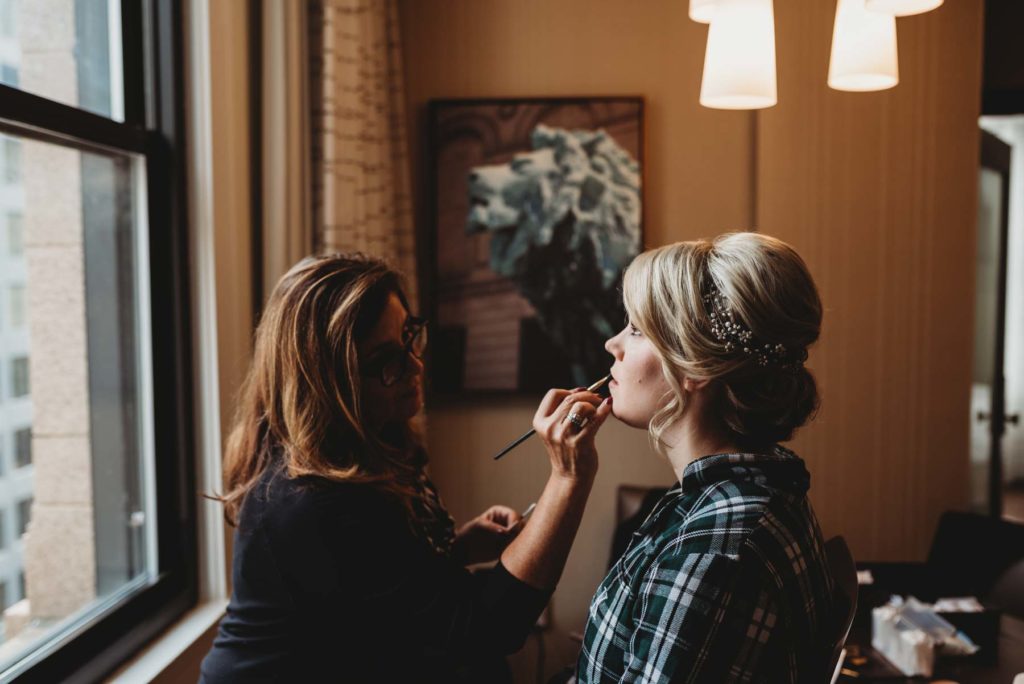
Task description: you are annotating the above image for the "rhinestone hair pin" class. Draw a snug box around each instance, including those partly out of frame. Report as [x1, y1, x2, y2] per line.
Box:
[702, 285, 805, 370]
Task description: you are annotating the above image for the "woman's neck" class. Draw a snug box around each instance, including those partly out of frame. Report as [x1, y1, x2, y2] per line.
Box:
[660, 416, 739, 482]
[657, 387, 743, 482]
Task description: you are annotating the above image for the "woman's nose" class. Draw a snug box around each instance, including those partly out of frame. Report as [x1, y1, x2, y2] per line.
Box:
[605, 331, 622, 358]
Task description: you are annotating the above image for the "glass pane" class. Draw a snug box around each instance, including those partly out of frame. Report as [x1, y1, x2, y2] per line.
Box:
[0, 131, 155, 671]
[0, 0, 124, 121]
[969, 167, 1004, 513]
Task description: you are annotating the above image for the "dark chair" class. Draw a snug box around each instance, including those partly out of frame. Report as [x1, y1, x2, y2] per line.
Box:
[858, 511, 1024, 606]
[926, 511, 1024, 601]
[989, 558, 1024, 619]
[823, 536, 858, 684]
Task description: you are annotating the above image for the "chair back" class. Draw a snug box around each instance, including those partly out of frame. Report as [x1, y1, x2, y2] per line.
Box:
[927, 511, 1024, 599]
[824, 536, 858, 684]
[990, 558, 1024, 618]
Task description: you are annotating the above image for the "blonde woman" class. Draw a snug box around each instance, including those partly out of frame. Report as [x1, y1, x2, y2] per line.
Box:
[576, 233, 835, 683]
[200, 254, 611, 682]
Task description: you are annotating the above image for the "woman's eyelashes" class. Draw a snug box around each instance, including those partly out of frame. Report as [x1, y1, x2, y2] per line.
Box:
[629, 323, 642, 337]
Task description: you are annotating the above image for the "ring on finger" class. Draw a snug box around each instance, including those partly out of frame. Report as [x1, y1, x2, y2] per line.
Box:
[566, 410, 589, 431]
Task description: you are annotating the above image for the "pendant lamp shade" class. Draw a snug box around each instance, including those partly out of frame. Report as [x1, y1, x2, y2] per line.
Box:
[699, 0, 777, 110]
[690, 0, 716, 23]
[864, 0, 943, 17]
[828, 0, 899, 92]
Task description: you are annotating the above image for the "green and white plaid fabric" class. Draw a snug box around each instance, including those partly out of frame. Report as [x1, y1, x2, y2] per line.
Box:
[577, 446, 835, 683]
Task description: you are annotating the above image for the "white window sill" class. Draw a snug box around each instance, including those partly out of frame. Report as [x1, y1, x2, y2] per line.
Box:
[105, 598, 228, 682]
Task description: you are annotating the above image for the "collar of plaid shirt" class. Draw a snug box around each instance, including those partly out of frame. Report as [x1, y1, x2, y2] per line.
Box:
[681, 445, 810, 495]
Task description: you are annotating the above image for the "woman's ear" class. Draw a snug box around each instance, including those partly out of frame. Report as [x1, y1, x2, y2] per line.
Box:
[682, 377, 711, 393]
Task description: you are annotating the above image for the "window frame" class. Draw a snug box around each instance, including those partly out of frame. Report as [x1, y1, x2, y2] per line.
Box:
[0, 1, 197, 681]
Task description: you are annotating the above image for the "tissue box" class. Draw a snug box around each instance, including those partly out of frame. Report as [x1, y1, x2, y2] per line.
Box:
[871, 604, 935, 677]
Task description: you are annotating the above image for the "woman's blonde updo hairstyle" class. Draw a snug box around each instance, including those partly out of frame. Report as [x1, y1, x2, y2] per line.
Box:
[622, 232, 822, 452]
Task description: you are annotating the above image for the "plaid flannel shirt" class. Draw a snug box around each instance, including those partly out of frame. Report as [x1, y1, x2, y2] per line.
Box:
[577, 446, 835, 684]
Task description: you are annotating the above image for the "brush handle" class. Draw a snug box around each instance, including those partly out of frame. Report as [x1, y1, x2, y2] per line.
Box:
[491, 375, 611, 461]
[493, 428, 535, 460]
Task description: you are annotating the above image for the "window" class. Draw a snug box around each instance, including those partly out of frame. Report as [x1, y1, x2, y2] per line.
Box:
[2, 138, 19, 184]
[0, 0, 14, 39]
[14, 428, 30, 469]
[0, 1, 119, 119]
[9, 356, 27, 398]
[0, 1, 195, 680]
[0, 64, 17, 89]
[15, 499, 30, 538]
[8, 285, 24, 327]
[7, 212, 22, 256]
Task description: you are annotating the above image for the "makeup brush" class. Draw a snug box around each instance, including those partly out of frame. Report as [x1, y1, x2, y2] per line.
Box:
[492, 374, 611, 460]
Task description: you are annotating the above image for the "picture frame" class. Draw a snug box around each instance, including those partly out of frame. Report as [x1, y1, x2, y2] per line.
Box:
[425, 97, 644, 395]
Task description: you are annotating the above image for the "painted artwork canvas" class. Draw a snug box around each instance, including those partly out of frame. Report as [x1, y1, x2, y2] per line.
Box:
[427, 97, 643, 394]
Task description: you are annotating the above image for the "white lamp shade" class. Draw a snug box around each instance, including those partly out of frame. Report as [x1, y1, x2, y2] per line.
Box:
[699, 0, 777, 110]
[864, 0, 943, 17]
[690, 0, 717, 23]
[828, 0, 899, 92]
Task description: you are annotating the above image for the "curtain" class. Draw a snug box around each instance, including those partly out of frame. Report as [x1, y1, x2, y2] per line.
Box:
[309, 0, 418, 306]
[260, 0, 313, 302]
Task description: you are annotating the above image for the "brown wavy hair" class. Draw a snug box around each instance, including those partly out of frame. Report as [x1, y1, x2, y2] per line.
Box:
[217, 253, 425, 526]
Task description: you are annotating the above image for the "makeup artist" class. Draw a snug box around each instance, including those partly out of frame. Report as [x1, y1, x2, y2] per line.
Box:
[199, 254, 612, 683]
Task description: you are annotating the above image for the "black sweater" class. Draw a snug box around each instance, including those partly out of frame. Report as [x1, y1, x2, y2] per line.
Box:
[199, 464, 550, 682]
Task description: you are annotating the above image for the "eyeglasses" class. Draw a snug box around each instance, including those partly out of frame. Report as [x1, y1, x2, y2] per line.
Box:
[361, 316, 428, 387]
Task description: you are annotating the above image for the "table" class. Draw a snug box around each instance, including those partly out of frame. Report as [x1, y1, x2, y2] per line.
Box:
[839, 575, 1024, 682]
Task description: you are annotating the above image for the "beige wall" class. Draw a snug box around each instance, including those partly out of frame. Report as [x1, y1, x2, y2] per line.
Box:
[758, 0, 984, 562]
[399, 0, 984, 680]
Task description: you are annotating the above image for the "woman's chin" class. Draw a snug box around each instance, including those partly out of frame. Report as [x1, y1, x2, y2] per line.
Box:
[613, 408, 647, 430]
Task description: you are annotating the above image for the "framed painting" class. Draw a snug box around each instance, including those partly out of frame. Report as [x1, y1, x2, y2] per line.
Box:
[426, 97, 644, 395]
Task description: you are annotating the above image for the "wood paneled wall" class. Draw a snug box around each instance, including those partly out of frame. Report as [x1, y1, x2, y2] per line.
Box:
[758, 0, 984, 561]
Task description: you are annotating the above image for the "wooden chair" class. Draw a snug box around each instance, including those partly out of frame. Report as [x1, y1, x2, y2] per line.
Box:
[824, 536, 858, 684]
